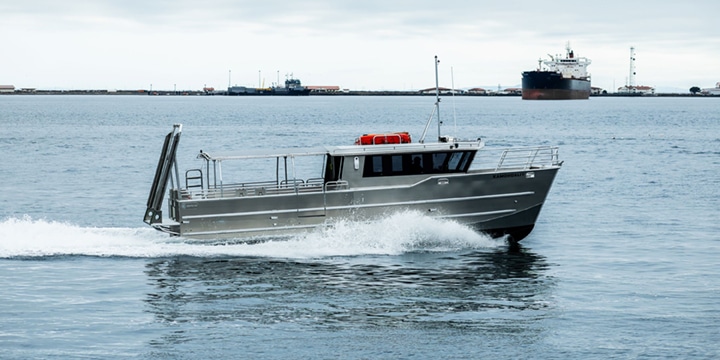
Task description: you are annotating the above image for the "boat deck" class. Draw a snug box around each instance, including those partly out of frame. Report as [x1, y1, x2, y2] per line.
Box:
[177, 145, 559, 201]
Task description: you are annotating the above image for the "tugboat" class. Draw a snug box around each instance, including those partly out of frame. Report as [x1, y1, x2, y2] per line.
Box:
[522, 43, 592, 100]
[227, 76, 311, 96]
[145, 57, 562, 241]
[271, 77, 311, 95]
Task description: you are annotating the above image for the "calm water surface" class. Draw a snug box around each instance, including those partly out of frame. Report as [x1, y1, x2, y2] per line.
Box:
[1, 95, 719, 359]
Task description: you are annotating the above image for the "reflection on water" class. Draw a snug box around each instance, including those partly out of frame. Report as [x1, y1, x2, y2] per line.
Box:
[144, 244, 556, 335]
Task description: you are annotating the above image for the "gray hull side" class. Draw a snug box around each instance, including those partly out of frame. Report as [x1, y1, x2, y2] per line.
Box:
[169, 167, 560, 241]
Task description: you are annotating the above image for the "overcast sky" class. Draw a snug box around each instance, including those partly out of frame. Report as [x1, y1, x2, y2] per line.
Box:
[2, 1, 718, 92]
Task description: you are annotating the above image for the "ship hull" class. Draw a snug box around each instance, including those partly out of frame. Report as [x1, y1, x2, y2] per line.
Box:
[522, 71, 590, 100]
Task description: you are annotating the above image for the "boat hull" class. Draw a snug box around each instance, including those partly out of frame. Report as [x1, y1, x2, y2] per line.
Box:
[522, 71, 590, 100]
[161, 167, 560, 242]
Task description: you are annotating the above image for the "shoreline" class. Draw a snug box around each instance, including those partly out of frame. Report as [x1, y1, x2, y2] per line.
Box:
[0, 89, 717, 97]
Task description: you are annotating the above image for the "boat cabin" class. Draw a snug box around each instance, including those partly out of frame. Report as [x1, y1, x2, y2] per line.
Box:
[182, 138, 483, 200]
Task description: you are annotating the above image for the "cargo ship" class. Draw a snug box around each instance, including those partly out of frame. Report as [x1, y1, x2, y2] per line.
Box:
[227, 77, 311, 96]
[522, 44, 591, 100]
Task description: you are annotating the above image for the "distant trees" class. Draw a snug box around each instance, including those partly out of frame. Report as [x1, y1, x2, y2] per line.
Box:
[689, 86, 701, 94]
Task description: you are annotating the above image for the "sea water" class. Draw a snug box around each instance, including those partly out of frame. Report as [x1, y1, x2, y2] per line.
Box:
[1, 95, 719, 359]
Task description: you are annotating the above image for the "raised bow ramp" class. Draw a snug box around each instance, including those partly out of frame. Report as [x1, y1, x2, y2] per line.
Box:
[144, 124, 182, 227]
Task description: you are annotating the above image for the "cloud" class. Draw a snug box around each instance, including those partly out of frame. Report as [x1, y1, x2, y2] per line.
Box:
[2, 1, 719, 90]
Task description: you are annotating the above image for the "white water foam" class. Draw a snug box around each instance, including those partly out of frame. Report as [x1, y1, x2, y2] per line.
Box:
[0, 212, 503, 259]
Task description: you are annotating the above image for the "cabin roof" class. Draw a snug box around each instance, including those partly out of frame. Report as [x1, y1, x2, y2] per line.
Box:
[199, 140, 483, 161]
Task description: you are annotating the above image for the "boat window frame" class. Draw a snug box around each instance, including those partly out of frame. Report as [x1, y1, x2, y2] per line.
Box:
[362, 150, 476, 178]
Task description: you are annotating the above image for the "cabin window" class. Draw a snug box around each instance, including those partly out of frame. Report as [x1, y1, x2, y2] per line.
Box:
[391, 155, 403, 173]
[362, 155, 384, 177]
[448, 151, 471, 171]
[432, 153, 448, 171]
[372, 156, 383, 174]
[410, 155, 423, 174]
[457, 152, 471, 171]
[362, 151, 475, 177]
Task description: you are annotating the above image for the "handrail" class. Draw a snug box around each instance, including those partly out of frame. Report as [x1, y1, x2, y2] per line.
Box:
[180, 177, 337, 199]
[325, 180, 349, 191]
[372, 133, 401, 144]
[185, 169, 203, 190]
[495, 146, 560, 171]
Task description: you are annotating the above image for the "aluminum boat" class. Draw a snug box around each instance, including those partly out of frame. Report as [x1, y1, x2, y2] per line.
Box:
[144, 57, 562, 241]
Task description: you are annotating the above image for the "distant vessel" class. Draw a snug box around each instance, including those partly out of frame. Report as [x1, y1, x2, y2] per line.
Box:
[228, 77, 311, 96]
[701, 82, 720, 95]
[522, 44, 591, 100]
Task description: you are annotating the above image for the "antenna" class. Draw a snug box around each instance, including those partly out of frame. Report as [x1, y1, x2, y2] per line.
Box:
[435, 55, 442, 141]
[419, 56, 442, 143]
[451, 66, 457, 136]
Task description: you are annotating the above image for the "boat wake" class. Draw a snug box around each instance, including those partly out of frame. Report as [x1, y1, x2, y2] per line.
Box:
[0, 212, 504, 259]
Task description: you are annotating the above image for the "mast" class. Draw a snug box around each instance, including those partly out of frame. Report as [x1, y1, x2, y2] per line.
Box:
[419, 56, 442, 143]
[434, 55, 442, 141]
[565, 41, 571, 57]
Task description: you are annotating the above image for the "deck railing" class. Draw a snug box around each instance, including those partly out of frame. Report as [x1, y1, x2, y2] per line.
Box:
[178, 179, 349, 200]
[495, 146, 560, 170]
[470, 146, 560, 171]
